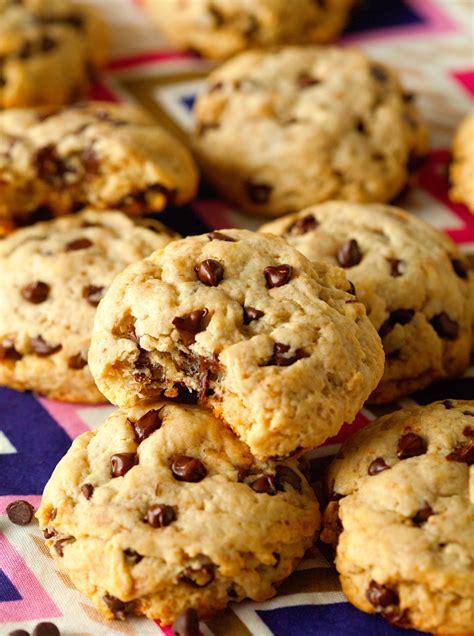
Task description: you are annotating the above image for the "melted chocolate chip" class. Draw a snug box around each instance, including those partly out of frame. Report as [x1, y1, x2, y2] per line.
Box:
[268, 342, 308, 367]
[67, 353, 87, 369]
[387, 258, 404, 277]
[370, 65, 389, 82]
[430, 312, 459, 340]
[43, 528, 56, 539]
[412, 503, 433, 526]
[366, 580, 399, 608]
[379, 309, 415, 338]
[123, 548, 143, 563]
[243, 306, 264, 324]
[66, 237, 93, 251]
[0, 337, 22, 361]
[6, 500, 34, 525]
[103, 594, 134, 620]
[54, 536, 75, 557]
[195, 259, 223, 286]
[172, 608, 200, 636]
[368, 457, 390, 475]
[264, 264, 292, 288]
[198, 355, 220, 399]
[251, 475, 277, 495]
[451, 258, 468, 279]
[30, 336, 61, 356]
[297, 72, 320, 88]
[337, 239, 362, 268]
[82, 284, 104, 307]
[274, 465, 302, 493]
[81, 483, 94, 500]
[110, 453, 138, 478]
[21, 281, 50, 304]
[245, 180, 272, 204]
[442, 399, 455, 409]
[446, 442, 474, 465]
[463, 426, 474, 437]
[290, 214, 318, 235]
[172, 309, 208, 346]
[144, 504, 176, 528]
[177, 564, 215, 588]
[132, 409, 162, 443]
[35, 144, 66, 184]
[171, 455, 207, 482]
[347, 281, 356, 296]
[82, 147, 100, 175]
[208, 231, 235, 242]
[397, 433, 427, 459]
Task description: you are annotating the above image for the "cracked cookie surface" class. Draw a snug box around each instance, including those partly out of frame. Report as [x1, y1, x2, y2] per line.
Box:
[0, 209, 177, 402]
[320, 400, 474, 634]
[36, 400, 320, 623]
[261, 202, 472, 403]
[450, 112, 474, 213]
[192, 46, 428, 216]
[0, 0, 107, 108]
[89, 228, 384, 459]
[0, 101, 199, 231]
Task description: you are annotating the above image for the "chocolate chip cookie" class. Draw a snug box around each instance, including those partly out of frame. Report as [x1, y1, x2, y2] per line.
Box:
[88, 229, 384, 459]
[192, 46, 428, 217]
[321, 400, 474, 634]
[0, 0, 107, 108]
[262, 202, 472, 403]
[36, 400, 320, 623]
[0, 101, 199, 231]
[143, 0, 354, 59]
[0, 209, 177, 402]
[450, 112, 474, 213]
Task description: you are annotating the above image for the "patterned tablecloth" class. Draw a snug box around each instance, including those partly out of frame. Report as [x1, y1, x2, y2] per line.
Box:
[1, 1, 473, 634]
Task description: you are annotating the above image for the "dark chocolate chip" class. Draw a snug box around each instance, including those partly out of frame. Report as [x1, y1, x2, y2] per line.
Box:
[111, 453, 138, 478]
[290, 214, 318, 234]
[463, 426, 474, 437]
[337, 239, 362, 268]
[8, 630, 30, 636]
[21, 281, 50, 303]
[370, 65, 389, 82]
[195, 259, 223, 286]
[40, 35, 57, 52]
[366, 580, 399, 608]
[30, 336, 62, 356]
[103, 594, 134, 620]
[245, 180, 272, 204]
[132, 409, 162, 443]
[268, 342, 308, 367]
[264, 264, 292, 288]
[144, 504, 176, 528]
[171, 455, 207, 482]
[412, 503, 433, 526]
[172, 608, 200, 636]
[208, 231, 235, 242]
[81, 483, 94, 500]
[6, 499, 34, 525]
[0, 337, 22, 361]
[347, 281, 356, 296]
[43, 527, 56, 539]
[446, 442, 474, 465]
[397, 433, 427, 459]
[198, 355, 220, 399]
[386, 258, 404, 277]
[177, 564, 215, 588]
[67, 353, 87, 369]
[54, 536, 75, 557]
[82, 284, 104, 307]
[368, 457, 390, 475]
[243, 306, 264, 325]
[32, 623, 60, 636]
[275, 465, 302, 493]
[451, 258, 468, 279]
[442, 399, 455, 409]
[297, 72, 320, 88]
[82, 147, 100, 175]
[134, 349, 164, 383]
[172, 309, 208, 346]
[123, 548, 143, 563]
[66, 238, 93, 251]
[251, 475, 277, 495]
[379, 308, 415, 338]
[34, 144, 66, 184]
[430, 312, 459, 340]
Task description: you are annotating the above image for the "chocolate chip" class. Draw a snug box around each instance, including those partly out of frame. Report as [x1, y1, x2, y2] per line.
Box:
[382, 609, 411, 627]
[67, 353, 87, 369]
[379, 308, 415, 338]
[18, 40, 33, 59]
[82, 147, 100, 175]
[32, 623, 60, 636]
[54, 536, 75, 557]
[346, 281, 356, 296]
[243, 306, 264, 325]
[198, 355, 220, 399]
[134, 350, 164, 383]
[35, 145, 66, 184]
[402, 92, 415, 102]
[43, 528, 56, 539]
[177, 564, 215, 588]
[131, 410, 162, 444]
[463, 426, 474, 436]
[446, 442, 474, 465]
[442, 399, 455, 409]
[251, 475, 277, 495]
[274, 465, 302, 493]
[451, 258, 468, 279]
[0, 337, 22, 361]
[111, 453, 137, 478]
[387, 258, 404, 277]
[245, 180, 272, 204]
[337, 239, 362, 268]
[6, 499, 34, 525]
[172, 608, 200, 636]
[144, 504, 176, 528]
[82, 284, 104, 307]
[208, 231, 235, 242]
[66, 238, 93, 251]
[297, 72, 320, 88]
[268, 342, 308, 367]
[8, 630, 30, 636]
[264, 264, 292, 288]
[366, 580, 399, 608]
[40, 35, 57, 52]
[368, 457, 390, 475]
[81, 483, 94, 499]
[430, 312, 459, 340]
[21, 281, 50, 304]
[171, 455, 207, 482]
[173, 309, 208, 346]
[195, 259, 223, 286]
[30, 336, 62, 356]
[123, 548, 143, 563]
[370, 65, 389, 82]
[412, 503, 433, 526]
[103, 594, 134, 620]
[397, 433, 427, 459]
[289, 214, 318, 235]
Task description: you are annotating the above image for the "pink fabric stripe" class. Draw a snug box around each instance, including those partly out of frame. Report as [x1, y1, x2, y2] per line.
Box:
[36, 397, 90, 439]
[0, 495, 42, 515]
[322, 412, 370, 446]
[107, 50, 195, 72]
[192, 200, 236, 229]
[451, 69, 474, 97]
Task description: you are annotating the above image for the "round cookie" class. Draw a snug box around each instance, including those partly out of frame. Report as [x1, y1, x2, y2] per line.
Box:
[0, 0, 107, 108]
[0, 209, 177, 402]
[36, 400, 320, 623]
[320, 400, 474, 634]
[143, 0, 354, 60]
[192, 46, 428, 217]
[88, 229, 384, 459]
[0, 101, 199, 231]
[450, 112, 474, 213]
[261, 202, 472, 403]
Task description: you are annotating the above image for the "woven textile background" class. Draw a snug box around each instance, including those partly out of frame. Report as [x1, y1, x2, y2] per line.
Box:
[1, 1, 473, 634]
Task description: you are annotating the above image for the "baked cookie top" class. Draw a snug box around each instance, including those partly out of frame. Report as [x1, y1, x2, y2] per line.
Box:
[450, 112, 474, 213]
[36, 400, 319, 624]
[0, 101, 199, 229]
[89, 228, 384, 459]
[321, 400, 474, 634]
[261, 202, 472, 403]
[143, 0, 354, 59]
[0, 209, 177, 402]
[192, 46, 428, 216]
[0, 0, 107, 108]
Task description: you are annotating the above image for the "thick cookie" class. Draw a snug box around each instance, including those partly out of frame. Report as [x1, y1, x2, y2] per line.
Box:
[0, 101, 199, 231]
[0, 0, 107, 108]
[36, 400, 320, 623]
[261, 202, 472, 403]
[143, 0, 354, 59]
[450, 112, 474, 213]
[88, 229, 384, 459]
[0, 210, 177, 402]
[320, 400, 474, 635]
[192, 46, 428, 216]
